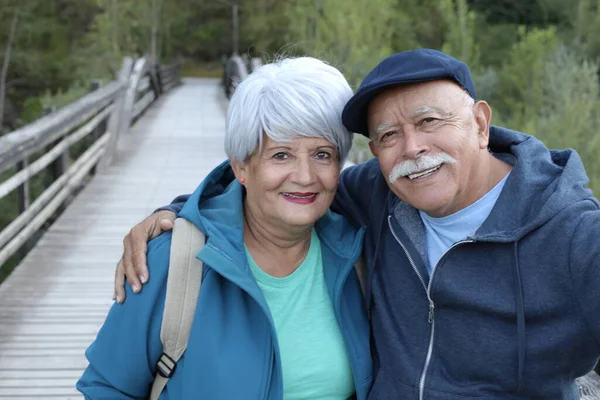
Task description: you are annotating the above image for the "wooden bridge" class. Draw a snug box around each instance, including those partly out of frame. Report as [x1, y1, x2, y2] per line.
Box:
[0, 55, 599, 399]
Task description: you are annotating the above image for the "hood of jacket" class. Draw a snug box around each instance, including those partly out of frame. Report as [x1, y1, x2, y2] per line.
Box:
[475, 125, 593, 241]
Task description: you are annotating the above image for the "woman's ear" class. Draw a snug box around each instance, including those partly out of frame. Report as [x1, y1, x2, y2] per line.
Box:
[230, 159, 248, 185]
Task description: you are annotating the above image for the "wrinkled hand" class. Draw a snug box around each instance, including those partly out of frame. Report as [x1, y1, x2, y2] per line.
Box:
[113, 210, 176, 303]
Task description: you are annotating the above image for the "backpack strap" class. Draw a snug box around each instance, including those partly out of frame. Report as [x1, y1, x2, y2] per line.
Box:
[149, 218, 205, 400]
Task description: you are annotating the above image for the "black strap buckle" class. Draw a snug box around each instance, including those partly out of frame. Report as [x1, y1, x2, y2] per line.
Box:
[157, 353, 177, 378]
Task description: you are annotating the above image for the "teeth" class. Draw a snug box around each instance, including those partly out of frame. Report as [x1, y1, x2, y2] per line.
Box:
[407, 166, 441, 180]
[284, 193, 316, 199]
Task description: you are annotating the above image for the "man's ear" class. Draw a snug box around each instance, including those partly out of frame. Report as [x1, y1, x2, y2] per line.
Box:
[230, 159, 248, 184]
[473, 101, 492, 149]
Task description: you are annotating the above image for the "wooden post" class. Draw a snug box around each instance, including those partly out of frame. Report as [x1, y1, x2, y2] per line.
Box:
[98, 57, 134, 171]
[89, 80, 103, 141]
[41, 105, 68, 186]
[15, 159, 29, 214]
[88, 80, 103, 176]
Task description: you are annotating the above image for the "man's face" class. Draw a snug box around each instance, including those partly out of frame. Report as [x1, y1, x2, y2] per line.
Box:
[367, 80, 490, 217]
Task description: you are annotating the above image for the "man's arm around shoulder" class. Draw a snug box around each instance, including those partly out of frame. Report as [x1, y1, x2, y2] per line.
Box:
[333, 158, 387, 227]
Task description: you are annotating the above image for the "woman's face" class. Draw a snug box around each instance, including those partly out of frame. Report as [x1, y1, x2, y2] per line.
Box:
[235, 135, 341, 231]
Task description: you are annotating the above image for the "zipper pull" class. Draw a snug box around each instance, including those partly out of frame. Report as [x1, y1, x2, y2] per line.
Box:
[428, 303, 435, 323]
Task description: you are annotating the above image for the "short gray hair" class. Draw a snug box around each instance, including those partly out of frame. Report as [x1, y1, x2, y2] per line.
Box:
[225, 57, 354, 163]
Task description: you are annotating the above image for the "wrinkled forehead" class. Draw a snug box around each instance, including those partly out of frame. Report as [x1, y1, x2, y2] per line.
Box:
[377, 80, 466, 107]
[367, 81, 469, 127]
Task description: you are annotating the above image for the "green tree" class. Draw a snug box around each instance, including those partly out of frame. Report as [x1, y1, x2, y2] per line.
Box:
[492, 28, 600, 192]
[493, 27, 559, 130]
[439, 0, 480, 70]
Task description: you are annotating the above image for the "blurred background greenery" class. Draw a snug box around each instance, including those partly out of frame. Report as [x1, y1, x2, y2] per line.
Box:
[3, 0, 600, 191]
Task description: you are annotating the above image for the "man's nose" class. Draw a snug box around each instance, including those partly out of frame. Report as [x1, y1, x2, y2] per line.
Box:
[403, 129, 429, 160]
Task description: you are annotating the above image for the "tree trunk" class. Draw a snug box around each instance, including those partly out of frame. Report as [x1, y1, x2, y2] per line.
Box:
[151, 0, 162, 62]
[232, 1, 239, 55]
[110, 0, 119, 55]
[0, 6, 20, 132]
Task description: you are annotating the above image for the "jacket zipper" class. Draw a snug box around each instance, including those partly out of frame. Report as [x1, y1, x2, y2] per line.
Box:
[387, 215, 473, 400]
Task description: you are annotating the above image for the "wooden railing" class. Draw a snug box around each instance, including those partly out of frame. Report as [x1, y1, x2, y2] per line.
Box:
[0, 56, 181, 269]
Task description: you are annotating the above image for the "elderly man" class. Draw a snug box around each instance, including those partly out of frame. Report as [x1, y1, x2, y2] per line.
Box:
[115, 49, 600, 399]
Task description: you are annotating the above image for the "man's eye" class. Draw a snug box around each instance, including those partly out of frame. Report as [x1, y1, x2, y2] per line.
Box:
[273, 152, 288, 160]
[420, 117, 437, 125]
[381, 131, 397, 141]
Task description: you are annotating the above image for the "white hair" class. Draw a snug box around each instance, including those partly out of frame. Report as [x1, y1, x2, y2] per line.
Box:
[225, 57, 354, 163]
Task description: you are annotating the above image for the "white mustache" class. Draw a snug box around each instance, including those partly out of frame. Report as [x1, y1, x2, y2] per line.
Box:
[388, 153, 457, 182]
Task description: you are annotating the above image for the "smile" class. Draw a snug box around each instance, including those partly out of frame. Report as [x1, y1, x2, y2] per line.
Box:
[282, 192, 318, 204]
[283, 193, 317, 199]
[407, 165, 441, 180]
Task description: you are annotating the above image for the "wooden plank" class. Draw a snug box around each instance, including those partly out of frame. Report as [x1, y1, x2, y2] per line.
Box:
[0, 369, 83, 379]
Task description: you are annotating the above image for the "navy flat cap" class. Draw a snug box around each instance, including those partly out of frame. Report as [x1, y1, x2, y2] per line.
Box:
[342, 49, 477, 136]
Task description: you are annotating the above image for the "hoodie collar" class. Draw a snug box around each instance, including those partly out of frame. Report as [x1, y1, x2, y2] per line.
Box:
[475, 126, 592, 241]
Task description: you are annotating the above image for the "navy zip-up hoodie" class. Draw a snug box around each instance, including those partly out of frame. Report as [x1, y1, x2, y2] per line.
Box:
[333, 126, 600, 399]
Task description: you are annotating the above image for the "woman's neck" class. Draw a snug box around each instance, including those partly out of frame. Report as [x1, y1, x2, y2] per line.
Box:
[243, 202, 313, 278]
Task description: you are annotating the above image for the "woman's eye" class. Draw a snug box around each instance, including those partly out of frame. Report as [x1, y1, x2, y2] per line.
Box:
[421, 117, 437, 125]
[315, 151, 331, 160]
[273, 152, 288, 160]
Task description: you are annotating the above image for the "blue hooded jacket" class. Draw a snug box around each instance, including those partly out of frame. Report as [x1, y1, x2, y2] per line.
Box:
[77, 161, 373, 399]
[333, 126, 600, 399]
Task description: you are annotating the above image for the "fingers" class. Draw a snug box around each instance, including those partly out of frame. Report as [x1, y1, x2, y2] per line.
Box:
[131, 233, 149, 287]
[158, 216, 175, 232]
[116, 211, 176, 300]
[114, 258, 127, 303]
[133, 213, 163, 284]
[132, 211, 175, 286]
[123, 230, 142, 294]
[154, 211, 176, 234]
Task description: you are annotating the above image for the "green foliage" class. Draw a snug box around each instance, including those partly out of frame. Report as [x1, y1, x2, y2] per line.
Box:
[487, 26, 600, 192]
[493, 27, 560, 129]
[532, 47, 600, 191]
[439, 0, 480, 69]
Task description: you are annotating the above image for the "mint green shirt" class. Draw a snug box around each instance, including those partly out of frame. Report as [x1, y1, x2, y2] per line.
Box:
[246, 230, 355, 400]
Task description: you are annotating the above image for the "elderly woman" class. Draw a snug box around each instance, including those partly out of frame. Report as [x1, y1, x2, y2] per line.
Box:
[76, 57, 372, 399]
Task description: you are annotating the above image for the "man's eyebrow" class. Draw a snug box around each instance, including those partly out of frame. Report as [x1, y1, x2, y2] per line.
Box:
[414, 106, 450, 117]
[374, 122, 391, 135]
